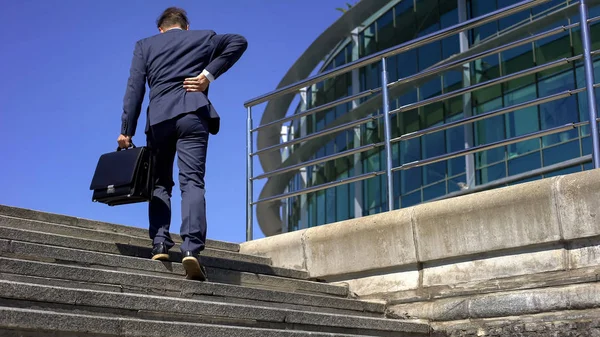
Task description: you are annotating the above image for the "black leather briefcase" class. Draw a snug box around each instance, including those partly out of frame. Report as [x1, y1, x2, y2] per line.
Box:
[89, 144, 153, 206]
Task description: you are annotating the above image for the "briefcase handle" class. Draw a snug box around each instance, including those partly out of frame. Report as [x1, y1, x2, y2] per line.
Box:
[117, 141, 136, 152]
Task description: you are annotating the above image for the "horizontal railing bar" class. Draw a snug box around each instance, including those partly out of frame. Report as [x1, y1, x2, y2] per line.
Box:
[252, 171, 384, 205]
[395, 91, 574, 142]
[251, 115, 379, 156]
[251, 88, 381, 133]
[590, 15, 600, 25]
[249, 16, 600, 135]
[396, 123, 576, 171]
[393, 69, 600, 143]
[390, 56, 576, 116]
[431, 155, 592, 202]
[387, 24, 573, 90]
[252, 142, 384, 180]
[244, 0, 548, 107]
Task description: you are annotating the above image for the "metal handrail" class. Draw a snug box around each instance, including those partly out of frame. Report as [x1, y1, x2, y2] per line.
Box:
[252, 88, 381, 132]
[244, 0, 549, 108]
[390, 56, 575, 115]
[252, 115, 378, 156]
[396, 83, 600, 142]
[252, 142, 383, 181]
[397, 124, 577, 171]
[251, 16, 600, 137]
[253, 171, 384, 205]
[243, 0, 600, 241]
[395, 91, 574, 142]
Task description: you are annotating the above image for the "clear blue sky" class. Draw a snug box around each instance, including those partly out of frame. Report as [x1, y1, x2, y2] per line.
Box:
[0, 0, 348, 243]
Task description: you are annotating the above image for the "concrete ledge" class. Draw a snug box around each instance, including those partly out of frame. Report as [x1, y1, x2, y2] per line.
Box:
[241, 169, 600, 295]
[332, 269, 420, 298]
[240, 230, 306, 271]
[241, 210, 417, 279]
[303, 210, 416, 278]
[412, 176, 560, 262]
[555, 170, 600, 240]
[388, 282, 600, 322]
[422, 244, 566, 288]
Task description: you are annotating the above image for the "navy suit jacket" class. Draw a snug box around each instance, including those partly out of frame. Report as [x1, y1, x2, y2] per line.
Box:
[120, 29, 248, 137]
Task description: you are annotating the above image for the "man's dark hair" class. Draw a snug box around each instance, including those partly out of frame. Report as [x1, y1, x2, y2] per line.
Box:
[156, 7, 189, 29]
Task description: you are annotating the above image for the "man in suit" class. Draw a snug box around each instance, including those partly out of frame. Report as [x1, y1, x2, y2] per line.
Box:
[116, 7, 248, 281]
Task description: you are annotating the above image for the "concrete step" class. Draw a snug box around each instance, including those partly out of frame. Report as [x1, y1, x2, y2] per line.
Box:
[0, 307, 387, 337]
[0, 214, 258, 262]
[0, 204, 239, 252]
[0, 280, 431, 336]
[0, 235, 346, 297]
[0, 256, 383, 317]
[0, 225, 311, 281]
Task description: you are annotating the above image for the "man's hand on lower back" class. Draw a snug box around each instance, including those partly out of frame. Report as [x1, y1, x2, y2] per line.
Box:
[117, 134, 132, 149]
[183, 74, 209, 92]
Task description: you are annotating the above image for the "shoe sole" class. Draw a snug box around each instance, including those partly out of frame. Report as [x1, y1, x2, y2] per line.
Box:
[151, 253, 169, 261]
[182, 256, 206, 281]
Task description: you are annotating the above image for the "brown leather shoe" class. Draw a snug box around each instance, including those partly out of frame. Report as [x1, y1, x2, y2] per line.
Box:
[151, 243, 170, 261]
[182, 251, 207, 281]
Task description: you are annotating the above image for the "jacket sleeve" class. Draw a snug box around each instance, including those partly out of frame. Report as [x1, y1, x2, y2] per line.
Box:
[120, 40, 147, 137]
[205, 33, 248, 81]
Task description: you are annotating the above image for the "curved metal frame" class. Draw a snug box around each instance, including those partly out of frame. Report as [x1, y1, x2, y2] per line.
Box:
[244, 0, 600, 241]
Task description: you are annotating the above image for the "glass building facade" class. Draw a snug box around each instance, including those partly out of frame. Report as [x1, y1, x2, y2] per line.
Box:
[274, 0, 600, 233]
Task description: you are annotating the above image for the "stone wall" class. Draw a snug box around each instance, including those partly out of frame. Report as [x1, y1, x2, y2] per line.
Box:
[241, 169, 600, 331]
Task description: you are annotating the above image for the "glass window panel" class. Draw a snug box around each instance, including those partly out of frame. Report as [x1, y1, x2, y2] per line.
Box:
[376, 10, 395, 51]
[472, 55, 501, 104]
[364, 173, 382, 212]
[469, 0, 497, 43]
[443, 70, 462, 93]
[543, 140, 580, 167]
[415, 0, 440, 33]
[397, 50, 418, 79]
[475, 98, 506, 167]
[401, 190, 422, 208]
[441, 6, 459, 59]
[504, 84, 540, 157]
[422, 120, 447, 185]
[538, 70, 579, 147]
[401, 167, 422, 194]
[575, 61, 600, 137]
[531, 0, 565, 16]
[477, 162, 507, 185]
[423, 181, 446, 201]
[448, 174, 467, 193]
[508, 151, 541, 176]
[360, 24, 376, 57]
[446, 117, 466, 177]
[448, 157, 466, 177]
[420, 78, 442, 100]
[535, 29, 572, 63]
[509, 175, 542, 185]
[417, 41, 442, 71]
[316, 191, 325, 226]
[423, 162, 447, 186]
[394, 0, 416, 46]
[326, 187, 336, 224]
[498, 0, 529, 32]
[544, 165, 582, 178]
[502, 43, 535, 91]
[582, 136, 592, 156]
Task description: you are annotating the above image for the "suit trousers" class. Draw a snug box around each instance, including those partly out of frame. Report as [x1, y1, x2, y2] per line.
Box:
[146, 110, 209, 254]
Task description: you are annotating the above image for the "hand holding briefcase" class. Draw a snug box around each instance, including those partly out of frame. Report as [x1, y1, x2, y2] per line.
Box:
[89, 143, 153, 206]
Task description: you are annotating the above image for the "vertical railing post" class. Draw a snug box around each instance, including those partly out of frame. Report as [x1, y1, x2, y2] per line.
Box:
[246, 106, 254, 241]
[580, 0, 600, 169]
[381, 57, 394, 211]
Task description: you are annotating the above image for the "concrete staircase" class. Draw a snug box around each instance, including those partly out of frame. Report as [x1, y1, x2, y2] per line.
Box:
[0, 205, 431, 336]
